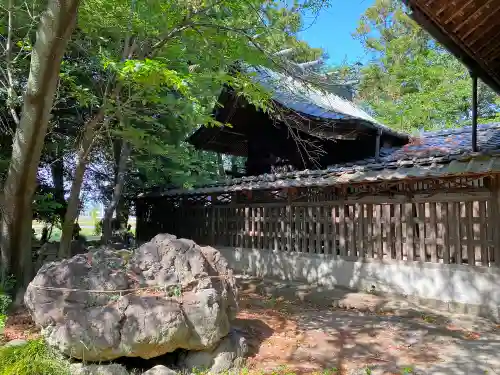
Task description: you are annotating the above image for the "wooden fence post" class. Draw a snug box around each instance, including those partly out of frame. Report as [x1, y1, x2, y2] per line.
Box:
[491, 176, 500, 266]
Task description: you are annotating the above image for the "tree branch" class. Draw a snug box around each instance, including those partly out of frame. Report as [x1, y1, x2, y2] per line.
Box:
[148, 0, 225, 57]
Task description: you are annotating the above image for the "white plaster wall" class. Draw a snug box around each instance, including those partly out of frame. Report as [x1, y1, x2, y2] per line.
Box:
[219, 247, 500, 319]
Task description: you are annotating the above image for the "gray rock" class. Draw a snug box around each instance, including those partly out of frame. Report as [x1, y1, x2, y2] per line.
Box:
[181, 330, 248, 374]
[142, 365, 178, 375]
[34, 242, 60, 272]
[34, 241, 87, 273]
[25, 234, 238, 362]
[2, 339, 28, 348]
[404, 329, 428, 346]
[70, 363, 129, 375]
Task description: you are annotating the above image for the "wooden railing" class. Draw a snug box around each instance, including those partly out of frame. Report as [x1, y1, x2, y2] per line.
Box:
[138, 189, 500, 267]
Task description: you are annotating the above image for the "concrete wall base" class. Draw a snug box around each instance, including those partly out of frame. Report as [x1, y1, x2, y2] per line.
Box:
[218, 247, 500, 322]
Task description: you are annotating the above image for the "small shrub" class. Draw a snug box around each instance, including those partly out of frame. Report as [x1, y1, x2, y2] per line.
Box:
[94, 218, 102, 236]
[421, 314, 436, 324]
[400, 366, 415, 374]
[0, 314, 6, 333]
[0, 339, 70, 375]
[0, 273, 14, 327]
[0, 293, 11, 315]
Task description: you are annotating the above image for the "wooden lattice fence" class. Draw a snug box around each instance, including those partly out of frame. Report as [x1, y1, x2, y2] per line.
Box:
[136, 175, 500, 267]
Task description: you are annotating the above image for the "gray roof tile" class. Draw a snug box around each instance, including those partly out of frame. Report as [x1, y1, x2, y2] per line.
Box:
[139, 123, 500, 197]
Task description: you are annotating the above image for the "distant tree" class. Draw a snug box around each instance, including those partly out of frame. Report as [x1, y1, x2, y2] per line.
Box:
[353, 0, 499, 133]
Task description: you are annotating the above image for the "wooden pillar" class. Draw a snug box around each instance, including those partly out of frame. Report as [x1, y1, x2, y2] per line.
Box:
[135, 198, 144, 242]
[375, 129, 382, 161]
[471, 72, 478, 152]
[492, 176, 500, 266]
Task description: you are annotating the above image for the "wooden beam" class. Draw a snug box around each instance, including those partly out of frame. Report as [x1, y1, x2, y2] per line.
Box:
[283, 118, 360, 140]
[465, 5, 500, 44]
[462, 2, 500, 41]
[221, 129, 245, 136]
[444, 0, 474, 25]
[452, 0, 495, 34]
[298, 59, 323, 69]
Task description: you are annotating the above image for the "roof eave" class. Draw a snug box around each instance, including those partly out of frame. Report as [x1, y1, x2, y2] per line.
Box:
[405, 0, 500, 95]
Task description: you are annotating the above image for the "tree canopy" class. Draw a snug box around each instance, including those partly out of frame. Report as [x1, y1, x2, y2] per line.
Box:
[0, 0, 330, 281]
[1, 0, 499, 286]
[351, 0, 499, 133]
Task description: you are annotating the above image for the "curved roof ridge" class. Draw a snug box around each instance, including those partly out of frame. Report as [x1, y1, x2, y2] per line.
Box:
[246, 65, 408, 139]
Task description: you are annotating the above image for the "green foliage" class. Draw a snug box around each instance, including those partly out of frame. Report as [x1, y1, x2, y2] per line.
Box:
[0, 315, 6, 333]
[91, 210, 102, 236]
[0, 274, 15, 328]
[32, 193, 63, 225]
[60, 0, 326, 208]
[0, 295, 11, 318]
[2, 0, 327, 259]
[0, 339, 70, 375]
[353, 0, 499, 132]
[0, 289, 11, 333]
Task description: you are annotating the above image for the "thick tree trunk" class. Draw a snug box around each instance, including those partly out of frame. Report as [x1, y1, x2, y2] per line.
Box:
[102, 141, 131, 244]
[0, 0, 80, 287]
[58, 111, 105, 258]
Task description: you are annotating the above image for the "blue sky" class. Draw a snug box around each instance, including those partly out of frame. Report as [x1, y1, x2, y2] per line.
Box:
[298, 0, 374, 66]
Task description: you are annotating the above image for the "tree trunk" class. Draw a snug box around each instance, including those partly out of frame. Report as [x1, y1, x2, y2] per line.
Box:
[0, 0, 80, 287]
[58, 37, 130, 257]
[116, 199, 130, 230]
[217, 153, 225, 177]
[231, 155, 238, 175]
[102, 140, 131, 244]
[50, 148, 66, 223]
[58, 110, 105, 258]
[58, 154, 85, 256]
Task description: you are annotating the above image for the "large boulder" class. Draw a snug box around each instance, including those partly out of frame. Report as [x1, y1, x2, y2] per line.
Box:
[34, 240, 87, 273]
[25, 234, 238, 362]
[180, 329, 248, 374]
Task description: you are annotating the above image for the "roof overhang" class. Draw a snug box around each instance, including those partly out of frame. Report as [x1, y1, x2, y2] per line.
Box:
[404, 0, 500, 95]
[138, 153, 500, 197]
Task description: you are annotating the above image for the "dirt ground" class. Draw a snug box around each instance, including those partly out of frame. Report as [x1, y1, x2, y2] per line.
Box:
[2, 277, 500, 375]
[235, 276, 500, 375]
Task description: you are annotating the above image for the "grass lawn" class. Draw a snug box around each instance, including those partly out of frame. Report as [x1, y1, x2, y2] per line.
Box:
[32, 217, 136, 242]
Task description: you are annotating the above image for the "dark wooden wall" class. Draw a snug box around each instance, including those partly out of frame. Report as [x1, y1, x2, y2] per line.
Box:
[136, 175, 500, 267]
[189, 93, 407, 176]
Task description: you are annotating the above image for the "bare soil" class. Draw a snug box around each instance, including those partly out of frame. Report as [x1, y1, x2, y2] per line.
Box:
[235, 277, 500, 375]
[2, 277, 500, 374]
[1, 308, 40, 344]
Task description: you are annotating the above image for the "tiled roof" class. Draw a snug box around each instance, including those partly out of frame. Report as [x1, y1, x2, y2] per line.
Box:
[140, 123, 500, 197]
[247, 66, 408, 139]
[380, 123, 500, 161]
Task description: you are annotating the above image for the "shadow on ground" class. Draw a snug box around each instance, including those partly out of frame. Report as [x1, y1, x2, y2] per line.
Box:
[236, 276, 500, 375]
